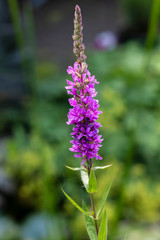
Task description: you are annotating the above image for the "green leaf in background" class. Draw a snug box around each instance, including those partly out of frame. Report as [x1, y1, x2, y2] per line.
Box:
[83, 201, 98, 240]
[80, 166, 89, 190]
[97, 183, 112, 218]
[123, 234, 127, 240]
[61, 189, 91, 217]
[92, 165, 112, 171]
[98, 210, 107, 240]
[87, 170, 97, 193]
[65, 165, 82, 171]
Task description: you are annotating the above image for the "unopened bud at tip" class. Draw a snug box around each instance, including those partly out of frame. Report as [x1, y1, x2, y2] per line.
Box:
[75, 4, 81, 12]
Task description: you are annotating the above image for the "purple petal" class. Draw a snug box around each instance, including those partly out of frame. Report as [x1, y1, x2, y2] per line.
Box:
[74, 154, 82, 158]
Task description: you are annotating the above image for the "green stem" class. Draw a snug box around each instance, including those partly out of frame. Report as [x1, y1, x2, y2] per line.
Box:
[8, 0, 37, 97]
[90, 193, 99, 236]
[145, 0, 160, 51]
[87, 162, 99, 236]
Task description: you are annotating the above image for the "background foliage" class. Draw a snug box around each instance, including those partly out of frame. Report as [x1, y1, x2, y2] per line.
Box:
[1, 43, 160, 240]
[0, 0, 160, 239]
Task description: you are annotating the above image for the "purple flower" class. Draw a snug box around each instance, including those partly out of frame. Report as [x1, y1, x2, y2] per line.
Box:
[66, 62, 103, 164]
[66, 5, 103, 165]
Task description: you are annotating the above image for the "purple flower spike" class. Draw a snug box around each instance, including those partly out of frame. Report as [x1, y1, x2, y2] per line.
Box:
[66, 5, 103, 165]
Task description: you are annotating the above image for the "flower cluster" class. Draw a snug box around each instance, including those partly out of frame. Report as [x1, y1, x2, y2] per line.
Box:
[66, 62, 103, 164]
[65, 5, 103, 165]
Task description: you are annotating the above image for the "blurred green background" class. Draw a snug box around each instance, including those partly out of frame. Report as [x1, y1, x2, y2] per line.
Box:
[0, 0, 160, 239]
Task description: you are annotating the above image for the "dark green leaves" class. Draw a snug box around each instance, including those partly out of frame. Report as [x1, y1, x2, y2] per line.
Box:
[83, 202, 98, 240]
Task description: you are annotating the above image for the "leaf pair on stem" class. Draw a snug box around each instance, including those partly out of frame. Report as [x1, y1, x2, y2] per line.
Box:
[62, 165, 112, 239]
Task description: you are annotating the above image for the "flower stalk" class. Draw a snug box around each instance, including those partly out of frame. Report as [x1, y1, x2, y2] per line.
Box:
[87, 161, 99, 235]
[90, 193, 98, 235]
[66, 5, 103, 166]
[63, 5, 111, 240]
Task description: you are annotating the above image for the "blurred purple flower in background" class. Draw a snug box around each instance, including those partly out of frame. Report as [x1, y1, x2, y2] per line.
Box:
[94, 31, 118, 50]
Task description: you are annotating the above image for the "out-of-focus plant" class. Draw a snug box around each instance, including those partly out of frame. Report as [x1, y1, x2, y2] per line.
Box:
[4, 42, 160, 239]
[3, 0, 160, 239]
[5, 128, 56, 211]
[0, 216, 20, 240]
[97, 160, 160, 223]
[121, 0, 152, 29]
[88, 43, 160, 174]
[21, 212, 67, 240]
[146, 0, 160, 50]
[88, 42, 160, 238]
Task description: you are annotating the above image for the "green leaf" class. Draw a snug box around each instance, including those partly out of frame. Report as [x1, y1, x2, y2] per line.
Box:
[123, 234, 127, 240]
[80, 166, 89, 190]
[98, 210, 107, 240]
[87, 169, 97, 193]
[93, 165, 112, 171]
[65, 165, 82, 171]
[97, 183, 112, 218]
[61, 189, 91, 217]
[83, 201, 98, 240]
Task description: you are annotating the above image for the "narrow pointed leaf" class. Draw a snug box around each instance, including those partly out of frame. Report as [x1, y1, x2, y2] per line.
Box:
[93, 165, 112, 171]
[83, 201, 98, 240]
[97, 183, 112, 218]
[65, 165, 82, 171]
[87, 169, 97, 193]
[123, 234, 127, 240]
[61, 189, 91, 217]
[81, 166, 89, 190]
[98, 210, 107, 240]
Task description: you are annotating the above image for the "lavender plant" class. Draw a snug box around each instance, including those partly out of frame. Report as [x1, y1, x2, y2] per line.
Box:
[62, 5, 112, 239]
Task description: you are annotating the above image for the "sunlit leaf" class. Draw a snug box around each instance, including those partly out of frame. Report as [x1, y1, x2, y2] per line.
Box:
[93, 165, 112, 171]
[83, 201, 98, 240]
[98, 210, 107, 240]
[61, 189, 92, 217]
[80, 166, 89, 190]
[87, 170, 97, 193]
[65, 165, 83, 171]
[97, 183, 112, 218]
